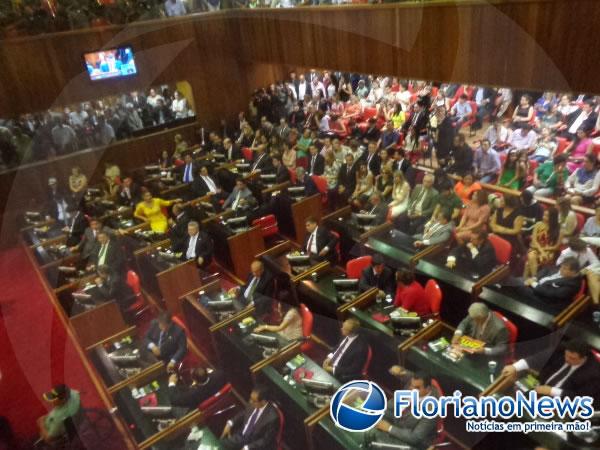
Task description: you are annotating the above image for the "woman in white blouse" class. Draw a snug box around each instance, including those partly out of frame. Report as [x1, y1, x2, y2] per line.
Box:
[253, 292, 303, 341]
[388, 171, 411, 218]
[171, 91, 188, 119]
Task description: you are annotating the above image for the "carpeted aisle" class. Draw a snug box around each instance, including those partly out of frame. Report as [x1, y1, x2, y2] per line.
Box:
[0, 246, 104, 444]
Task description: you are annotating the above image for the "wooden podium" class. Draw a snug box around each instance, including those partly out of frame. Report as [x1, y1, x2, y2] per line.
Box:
[291, 194, 322, 245]
[70, 301, 127, 348]
[227, 226, 265, 280]
[157, 259, 201, 316]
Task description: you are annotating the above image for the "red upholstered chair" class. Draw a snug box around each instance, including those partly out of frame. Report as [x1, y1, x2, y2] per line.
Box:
[430, 378, 447, 446]
[493, 311, 518, 362]
[274, 403, 285, 450]
[361, 345, 373, 378]
[361, 107, 378, 122]
[345, 255, 372, 279]
[488, 234, 512, 265]
[252, 214, 279, 238]
[555, 137, 570, 155]
[241, 147, 253, 162]
[299, 303, 314, 353]
[331, 230, 341, 262]
[424, 279, 443, 317]
[198, 383, 232, 411]
[311, 175, 328, 194]
[575, 213, 586, 234]
[125, 270, 150, 319]
[288, 168, 297, 184]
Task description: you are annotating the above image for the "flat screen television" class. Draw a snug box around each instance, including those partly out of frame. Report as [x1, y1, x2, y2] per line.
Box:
[84, 46, 137, 81]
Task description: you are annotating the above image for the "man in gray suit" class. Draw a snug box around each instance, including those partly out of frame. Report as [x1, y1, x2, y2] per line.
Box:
[222, 178, 257, 213]
[413, 208, 454, 248]
[451, 302, 509, 356]
[395, 173, 439, 235]
[373, 371, 439, 450]
[69, 217, 113, 264]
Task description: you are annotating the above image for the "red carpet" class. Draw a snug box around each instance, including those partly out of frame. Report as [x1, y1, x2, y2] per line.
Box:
[0, 247, 103, 444]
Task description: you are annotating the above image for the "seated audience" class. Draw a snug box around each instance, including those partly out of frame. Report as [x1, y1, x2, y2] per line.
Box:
[516, 257, 582, 303]
[472, 140, 501, 183]
[145, 311, 188, 371]
[358, 254, 395, 298]
[395, 173, 439, 235]
[350, 162, 375, 209]
[220, 386, 280, 450]
[454, 172, 482, 204]
[323, 318, 369, 383]
[530, 127, 557, 163]
[253, 292, 303, 341]
[393, 269, 430, 316]
[433, 180, 463, 221]
[451, 302, 509, 356]
[565, 153, 600, 205]
[446, 229, 497, 277]
[87, 230, 124, 275]
[483, 118, 510, 149]
[117, 176, 141, 207]
[523, 207, 562, 279]
[582, 204, 600, 237]
[454, 190, 490, 244]
[272, 154, 291, 184]
[556, 237, 599, 269]
[489, 194, 525, 256]
[388, 171, 411, 219]
[413, 208, 454, 248]
[527, 154, 569, 198]
[168, 367, 225, 409]
[508, 124, 537, 153]
[94, 264, 134, 314]
[557, 196, 578, 238]
[447, 133, 474, 176]
[497, 149, 526, 190]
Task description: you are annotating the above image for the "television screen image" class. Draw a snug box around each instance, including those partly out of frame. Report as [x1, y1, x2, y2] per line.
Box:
[84, 46, 137, 81]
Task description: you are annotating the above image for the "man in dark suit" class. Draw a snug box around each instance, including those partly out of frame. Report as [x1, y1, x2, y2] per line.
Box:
[70, 218, 112, 263]
[471, 86, 497, 131]
[223, 137, 242, 162]
[117, 177, 141, 207]
[223, 178, 257, 213]
[303, 216, 338, 264]
[356, 193, 388, 226]
[517, 257, 582, 303]
[145, 311, 187, 371]
[335, 153, 357, 208]
[307, 145, 325, 176]
[229, 260, 274, 307]
[168, 367, 225, 409]
[502, 338, 600, 408]
[45, 177, 71, 225]
[446, 229, 498, 277]
[63, 207, 88, 247]
[179, 153, 197, 184]
[172, 220, 213, 269]
[191, 165, 227, 201]
[451, 302, 509, 356]
[220, 385, 280, 450]
[87, 230, 124, 275]
[373, 371, 439, 449]
[402, 101, 429, 151]
[251, 147, 273, 173]
[168, 203, 191, 250]
[361, 141, 381, 176]
[94, 264, 134, 314]
[323, 318, 369, 383]
[272, 155, 291, 183]
[358, 254, 395, 297]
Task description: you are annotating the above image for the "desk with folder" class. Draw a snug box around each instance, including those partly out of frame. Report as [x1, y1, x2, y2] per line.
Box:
[88, 327, 162, 391]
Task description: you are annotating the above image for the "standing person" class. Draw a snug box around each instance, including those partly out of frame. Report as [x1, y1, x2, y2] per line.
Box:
[145, 311, 188, 371]
[164, 0, 187, 17]
[37, 385, 81, 445]
[134, 189, 181, 234]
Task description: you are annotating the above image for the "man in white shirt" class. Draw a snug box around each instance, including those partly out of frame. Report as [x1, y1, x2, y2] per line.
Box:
[483, 118, 511, 149]
[507, 124, 537, 153]
[164, 0, 187, 17]
[502, 339, 600, 406]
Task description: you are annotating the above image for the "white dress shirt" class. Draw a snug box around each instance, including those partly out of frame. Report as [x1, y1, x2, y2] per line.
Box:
[186, 233, 198, 260]
[330, 334, 358, 374]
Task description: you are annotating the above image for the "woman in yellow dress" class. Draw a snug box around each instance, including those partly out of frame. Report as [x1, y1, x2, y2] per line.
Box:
[134, 189, 181, 234]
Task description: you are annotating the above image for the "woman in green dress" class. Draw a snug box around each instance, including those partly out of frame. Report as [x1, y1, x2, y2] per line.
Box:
[497, 149, 527, 190]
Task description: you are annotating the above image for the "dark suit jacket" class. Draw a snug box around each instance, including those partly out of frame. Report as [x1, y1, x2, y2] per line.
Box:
[168, 370, 225, 409]
[363, 202, 388, 226]
[168, 212, 191, 250]
[361, 151, 381, 176]
[178, 162, 198, 184]
[240, 270, 275, 302]
[358, 266, 395, 296]
[308, 153, 325, 176]
[449, 240, 497, 277]
[117, 184, 141, 207]
[294, 175, 319, 197]
[532, 272, 582, 303]
[275, 164, 291, 184]
[332, 333, 369, 383]
[566, 110, 598, 133]
[224, 144, 242, 162]
[77, 226, 112, 260]
[251, 153, 273, 172]
[227, 402, 279, 450]
[337, 163, 357, 193]
[89, 239, 124, 275]
[303, 226, 338, 263]
[191, 175, 221, 198]
[402, 110, 428, 135]
[65, 211, 88, 247]
[144, 320, 187, 364]
[97, 272, 135, 312]
[173, 231, 214, 267]
[535, 355, 600, 407]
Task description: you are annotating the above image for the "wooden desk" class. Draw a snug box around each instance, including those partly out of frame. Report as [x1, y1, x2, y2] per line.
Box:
[70, 301, 128, 349]
[292, 194, 323, 245]
[227, 226, 265, 280]
[157, 259, 202, 316]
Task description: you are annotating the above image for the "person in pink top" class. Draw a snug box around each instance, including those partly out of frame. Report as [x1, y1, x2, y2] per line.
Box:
[393, 269, 431, 316]
[565, 128, 594, 172]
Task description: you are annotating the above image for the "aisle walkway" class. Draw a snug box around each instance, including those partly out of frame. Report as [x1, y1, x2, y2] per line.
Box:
[0, 247, 103, 443]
